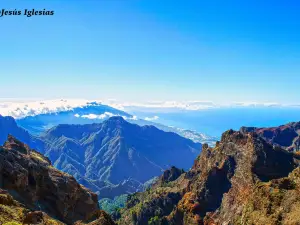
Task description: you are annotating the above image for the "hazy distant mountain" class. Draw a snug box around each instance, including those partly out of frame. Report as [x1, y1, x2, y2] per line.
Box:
[0, 114, 44, 149]
[240, 121, 300, 152]
[41, 116, 201, 198]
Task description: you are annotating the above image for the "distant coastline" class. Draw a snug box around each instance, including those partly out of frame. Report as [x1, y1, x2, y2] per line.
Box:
[0, 8, 54, 17]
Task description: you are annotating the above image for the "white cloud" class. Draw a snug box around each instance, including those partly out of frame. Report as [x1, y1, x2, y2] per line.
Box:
[131, 115, 138, 120]
[80, 112, 115, 120]
[81, 114, 100, 119]
[144, 116, 159, 121]
[0, 99, 102, 119]
[77, 112, 138, 121]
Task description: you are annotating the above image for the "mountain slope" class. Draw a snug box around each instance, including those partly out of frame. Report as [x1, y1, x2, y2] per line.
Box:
[42, 116, 201, 198]
[117, 123, 300, 225]
[0, 135, 109, 224]
[133, 119, 217, 146]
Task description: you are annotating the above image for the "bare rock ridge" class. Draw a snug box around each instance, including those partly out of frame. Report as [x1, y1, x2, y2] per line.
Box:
[0, 135, 115, 224]
[117, 123, 300, 225]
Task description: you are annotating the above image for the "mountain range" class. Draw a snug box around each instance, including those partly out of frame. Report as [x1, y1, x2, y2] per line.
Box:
[0, 114, 201, 199]
[41, 116, 201, 198]
[1, 117, 300, 224]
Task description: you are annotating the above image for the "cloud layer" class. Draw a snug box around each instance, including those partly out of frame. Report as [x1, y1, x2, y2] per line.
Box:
[0, 99, 91, 119]
[0, 98, 298, 119]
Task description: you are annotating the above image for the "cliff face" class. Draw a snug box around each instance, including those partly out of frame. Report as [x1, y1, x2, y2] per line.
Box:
[117, 127, 300, 225]
[0, 135, 101, 224]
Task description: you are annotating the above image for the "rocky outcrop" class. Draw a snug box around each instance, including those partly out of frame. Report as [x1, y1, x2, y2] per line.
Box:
[0, 188, 115, 225]
[161, 167, 185, 184]
[75, 210, 116, 225]
[152, 166, 185, 188]
[0, 188, 64, 224]
[0, 135, 99, 224]
[117, 125, 300, 225]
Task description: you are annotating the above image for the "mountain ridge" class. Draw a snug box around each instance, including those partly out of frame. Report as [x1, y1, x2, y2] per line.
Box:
[116, 122, 300, 225]
[42, 116, 201, 198]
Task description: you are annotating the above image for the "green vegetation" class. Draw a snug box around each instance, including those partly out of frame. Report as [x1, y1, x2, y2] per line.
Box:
[30, 151, 49, 164]
[3, 222, 22, 225]
[148, 216, 160, 224]
[0, 193, 27, 224]
[99, 194, 128, 214]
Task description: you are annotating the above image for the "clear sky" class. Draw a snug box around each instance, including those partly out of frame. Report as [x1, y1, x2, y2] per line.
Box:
[0, 0, 299, 104]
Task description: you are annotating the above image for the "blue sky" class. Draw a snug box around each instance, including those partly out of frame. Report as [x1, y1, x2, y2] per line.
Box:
[1, 0, 300, 104]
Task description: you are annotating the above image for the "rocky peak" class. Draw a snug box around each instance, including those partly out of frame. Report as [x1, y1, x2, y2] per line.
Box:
[3, 134, 31, 154]
[105, 116, 126, 125]
[102, 116, 128, 132]
[154, 166, 185, 187]
[161, 166, 185, 183]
